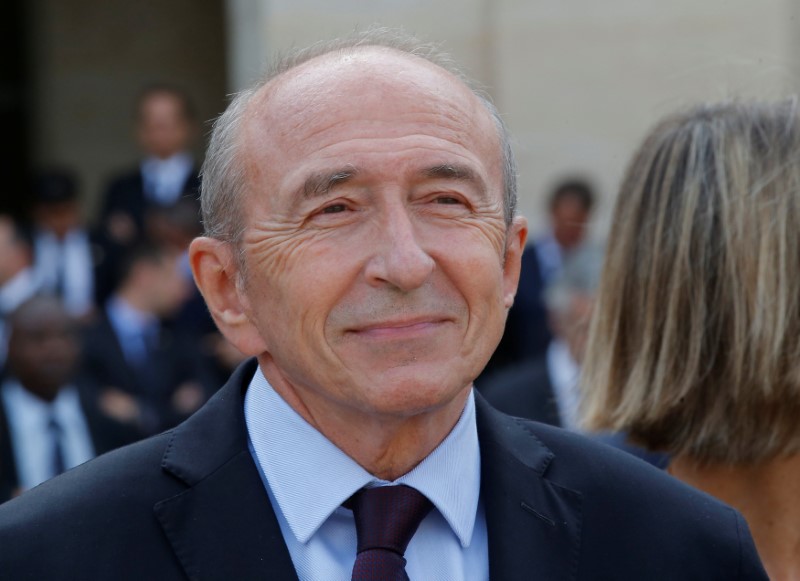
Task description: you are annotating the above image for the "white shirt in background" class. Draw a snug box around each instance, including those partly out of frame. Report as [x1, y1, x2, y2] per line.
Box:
[140, 152, 194, 206]
[546, 339, 582, 432]
[34, 229, 94, 317]
[0, 379, 95, 491]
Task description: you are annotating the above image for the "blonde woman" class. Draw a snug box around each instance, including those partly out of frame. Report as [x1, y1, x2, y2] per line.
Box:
[582, 100, 800, 580]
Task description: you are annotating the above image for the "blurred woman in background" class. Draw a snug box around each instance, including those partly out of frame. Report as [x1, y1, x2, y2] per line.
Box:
[581, 100, 800, 580]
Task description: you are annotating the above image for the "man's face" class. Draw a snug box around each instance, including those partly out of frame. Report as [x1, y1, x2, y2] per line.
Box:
[141, 254, 192, 317]
[8, 302, 78, 401]
[214, 50, 526, 419]
[551, 196, 590, 251]
[35, 201, 81, 240]
[136, 92, 192, 159]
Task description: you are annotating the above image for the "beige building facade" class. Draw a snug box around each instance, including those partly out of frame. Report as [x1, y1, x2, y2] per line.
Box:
[30, 0, 800, 235]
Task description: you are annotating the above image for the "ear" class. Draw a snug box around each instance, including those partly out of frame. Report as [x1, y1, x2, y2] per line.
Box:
[189, 237, 267, 356]
[502, 215, 528, 309]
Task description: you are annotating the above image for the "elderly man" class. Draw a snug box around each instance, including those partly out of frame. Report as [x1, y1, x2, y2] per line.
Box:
[0, 31, 765, 580]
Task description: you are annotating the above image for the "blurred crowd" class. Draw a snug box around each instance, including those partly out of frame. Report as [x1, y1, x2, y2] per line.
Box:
[0, 85, 246, 501]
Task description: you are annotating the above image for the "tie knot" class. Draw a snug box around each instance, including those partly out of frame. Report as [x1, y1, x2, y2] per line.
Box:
[347, 485, 433, 556]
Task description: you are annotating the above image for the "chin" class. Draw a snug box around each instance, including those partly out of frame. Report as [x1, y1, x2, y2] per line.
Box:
[356, 367, 473, 418]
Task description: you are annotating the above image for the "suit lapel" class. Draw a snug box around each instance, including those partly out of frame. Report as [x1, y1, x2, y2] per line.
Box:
[476, 394, 583, 581]
[154, 360, 298, 581]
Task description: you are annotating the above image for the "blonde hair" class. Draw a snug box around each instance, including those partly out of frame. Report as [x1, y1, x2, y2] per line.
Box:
[581, 99, 800, 464]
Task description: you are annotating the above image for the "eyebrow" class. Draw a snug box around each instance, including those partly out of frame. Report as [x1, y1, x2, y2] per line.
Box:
[300, 166, 359, 200]
[422, 163, 488, 199]
[293, 162, 488, 202]
[423, 163, 477, 181]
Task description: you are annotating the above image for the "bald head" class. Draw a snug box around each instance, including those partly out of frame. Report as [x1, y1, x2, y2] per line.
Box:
[200, 29, 517, 244]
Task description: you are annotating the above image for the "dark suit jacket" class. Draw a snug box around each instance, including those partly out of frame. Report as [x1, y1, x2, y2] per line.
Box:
[481, 243, 552, 377]
[478, 356, 671, 469]
[95, 167, 201, 302]
[80, 310, 216, 437]
[99, 166, 201, 243]
[477, 355, 562, 427]
[0, 359, 767, 580]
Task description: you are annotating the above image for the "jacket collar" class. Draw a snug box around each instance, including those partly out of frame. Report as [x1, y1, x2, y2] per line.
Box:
[476, 393, 584, 581]
[154, 360, 583, 581]
[154, 359, 299, 581]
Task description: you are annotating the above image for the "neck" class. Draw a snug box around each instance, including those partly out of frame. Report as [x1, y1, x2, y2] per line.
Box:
[669, 454, 800, 580]
[260, 358, 469, 481]
[14, 377, 59, 403]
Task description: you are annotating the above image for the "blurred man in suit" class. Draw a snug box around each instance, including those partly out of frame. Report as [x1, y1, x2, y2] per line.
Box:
[81, 243, 210, 438]
[30, 169, 102, 318]
[0, 30, 766, 580]
[483, 179, 596, 376]
[479, 244, 603, 429]
[0, 296, 136, 502]
[479, 245, 668, 467]
[99, 84, 201, 249]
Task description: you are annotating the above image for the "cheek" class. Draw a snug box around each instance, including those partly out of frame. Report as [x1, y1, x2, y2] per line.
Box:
[425, 221, 507, 295]
[244, 234, 366, 341]
[428, 231, 508, 345]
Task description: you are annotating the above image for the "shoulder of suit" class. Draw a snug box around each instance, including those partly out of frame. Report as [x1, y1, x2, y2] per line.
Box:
[104, 167, 142, 190]
[517, 418, 738, 522]
[480, 357, 550, 395]
[0, 431, 177, 531]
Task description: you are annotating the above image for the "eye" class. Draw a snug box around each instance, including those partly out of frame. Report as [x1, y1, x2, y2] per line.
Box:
[435, 196, 464, 205]
[320, 203, 348, 214]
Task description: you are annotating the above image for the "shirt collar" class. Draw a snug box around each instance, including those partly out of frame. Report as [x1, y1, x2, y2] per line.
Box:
[141, 151, 192, 173]
[0, 268, 39, 313]
[546, 339, 581, 430]
[244, 366, 481, 548]
[2, 378, 82, 425]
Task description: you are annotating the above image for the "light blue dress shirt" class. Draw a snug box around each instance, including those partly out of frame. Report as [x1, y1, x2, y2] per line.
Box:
[0, 380, 95, 491]
[105, 296, 159, 366]
[140, 152, 193, 206]
[244, 367, 489, 581]
[33, 229, 94, 317]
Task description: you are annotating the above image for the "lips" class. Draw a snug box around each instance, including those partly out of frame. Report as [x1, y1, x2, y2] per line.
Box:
[347, 316, 451, 339]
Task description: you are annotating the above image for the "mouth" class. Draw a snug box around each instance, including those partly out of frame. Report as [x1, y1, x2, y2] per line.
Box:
[347, 317, 451, 339]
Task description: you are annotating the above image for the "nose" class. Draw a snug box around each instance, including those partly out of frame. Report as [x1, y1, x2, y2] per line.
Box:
[364, 206, 435, 292]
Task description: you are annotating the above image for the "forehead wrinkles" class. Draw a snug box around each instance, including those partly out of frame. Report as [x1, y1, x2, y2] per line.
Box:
[240, 49, 504, 205]
[251, 51, 495, 147]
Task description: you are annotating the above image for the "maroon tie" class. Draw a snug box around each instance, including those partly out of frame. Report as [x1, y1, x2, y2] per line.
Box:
[346, 485, 433, 581]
